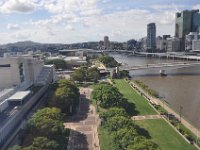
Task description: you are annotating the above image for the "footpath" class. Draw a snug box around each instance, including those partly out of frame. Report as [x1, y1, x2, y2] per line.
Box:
[64, 88, 100, 150]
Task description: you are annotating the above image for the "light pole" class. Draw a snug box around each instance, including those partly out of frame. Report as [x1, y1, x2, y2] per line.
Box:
[179, 106, 183, 123]
[196, 128, 199, 145]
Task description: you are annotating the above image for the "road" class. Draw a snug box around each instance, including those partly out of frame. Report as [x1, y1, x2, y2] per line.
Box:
[64, 88, 100, 150]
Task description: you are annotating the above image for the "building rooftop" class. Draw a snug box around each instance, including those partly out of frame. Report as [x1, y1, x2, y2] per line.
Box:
[7, 91, 31, 102]
[64, 56, 86, 61]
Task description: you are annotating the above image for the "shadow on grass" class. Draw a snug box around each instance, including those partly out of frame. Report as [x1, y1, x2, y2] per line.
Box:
[122, 98, 139, 116]
[136, 126, 151, 139]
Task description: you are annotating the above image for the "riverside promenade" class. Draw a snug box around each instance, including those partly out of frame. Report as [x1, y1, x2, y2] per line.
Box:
[129, 80, 199, 143]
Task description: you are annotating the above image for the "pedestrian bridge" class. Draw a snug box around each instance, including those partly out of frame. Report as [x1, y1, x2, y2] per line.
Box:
[118, 62, 200, 71]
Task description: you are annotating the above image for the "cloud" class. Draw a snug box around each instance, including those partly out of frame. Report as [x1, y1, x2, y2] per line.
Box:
[150, 4, 185, 11]
[0, 0, 36, 13]
[66, 24, 75, 31]
[7, 23, 20, 30]
[193, 4, 200, 10]
[14, 32, 30, 39]
[40, 0, 101, 16]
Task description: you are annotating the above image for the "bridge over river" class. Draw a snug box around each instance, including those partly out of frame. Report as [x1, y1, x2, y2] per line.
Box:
[106, 62, 200, 75]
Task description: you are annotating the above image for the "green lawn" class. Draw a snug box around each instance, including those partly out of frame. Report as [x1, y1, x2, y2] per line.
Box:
[136, 119, 197, 150]
[98, 127, 114, 150]
[114, 79, 157, 115]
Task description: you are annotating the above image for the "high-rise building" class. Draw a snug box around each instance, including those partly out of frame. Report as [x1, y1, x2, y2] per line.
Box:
[147, 23, 156, 49]
[175, 9, 200, 50]
[104, 36, 110, 49]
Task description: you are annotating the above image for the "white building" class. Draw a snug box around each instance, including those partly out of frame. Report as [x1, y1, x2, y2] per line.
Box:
[185, 32, 200, 51]
[156, 36, 168, 51]
[140, 37, 147, 51]
[167, 37, 181, 52]
[192, 40, 200, 50]
[0, 57, 44, 89]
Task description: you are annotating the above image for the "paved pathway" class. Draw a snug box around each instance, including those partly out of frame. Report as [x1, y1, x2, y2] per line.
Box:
[64, 88, 100, 150]
[132, 115, 164, 121]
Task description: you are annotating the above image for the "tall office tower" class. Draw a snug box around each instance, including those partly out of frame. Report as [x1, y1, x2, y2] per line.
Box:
[175, 9, 200, 50]
[104, 36, 110, 49]
[147, 23, 156, 50]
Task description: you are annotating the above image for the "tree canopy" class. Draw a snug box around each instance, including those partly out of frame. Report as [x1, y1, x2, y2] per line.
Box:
[71, 67, 100, 82]
[92, 83, 126, 108]
[112, 128, 138, 150]
[127, 136, 160, 150]
[25, 107, 69, 150]
[23, 137, 59, 150]
[98, 55, 119, 67]
[49, 80, 80, 114]
[28, 107, 65, 139]
[99, 107, 128, 122]
[106, 116, 136, 132]
[45, 59, 70, 70]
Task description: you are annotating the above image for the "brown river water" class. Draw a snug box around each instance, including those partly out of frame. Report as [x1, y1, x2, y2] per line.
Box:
[110, 53, 200, 128]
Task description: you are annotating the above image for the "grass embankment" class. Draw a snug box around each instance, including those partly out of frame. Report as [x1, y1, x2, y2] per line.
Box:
[94, 79, 196, 150]
[132, 80, 200, 146]
[113, 80, 197, 150]
[134, 80, 159, 98]
[136, 119, 197, 150]
[113, 79, 157, 115]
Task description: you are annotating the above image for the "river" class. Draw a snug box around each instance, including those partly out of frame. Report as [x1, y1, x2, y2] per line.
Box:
[109, 53, 200, 128]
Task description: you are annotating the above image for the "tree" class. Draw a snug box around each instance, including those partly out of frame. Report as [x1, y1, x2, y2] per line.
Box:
[127, 136, 160, 150]
[23, 137, 59, 150]
[87, 67, 100, 82]
[112, 128, 138, 150]
[119, 70, 130, 78]
[99, 107, 128, 122]
[92, 83, 126, 108]
[70, 67, 86, 82]
[27, 108, 69, 150]
[28, 108, 65, 138]
[71, 67, 100, 82]
[98, 55, 118, 67]
[45, 59, 70, 70]
[49, 80, 80, 114]
[106, 116, 136, 132]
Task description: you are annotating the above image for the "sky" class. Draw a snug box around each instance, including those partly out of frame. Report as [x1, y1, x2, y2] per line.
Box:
[0, 0, 200, 44]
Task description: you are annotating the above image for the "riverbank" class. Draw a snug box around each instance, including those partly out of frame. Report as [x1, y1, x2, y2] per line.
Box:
[129, 79, 200, 149]
[114, 79, 197, 150]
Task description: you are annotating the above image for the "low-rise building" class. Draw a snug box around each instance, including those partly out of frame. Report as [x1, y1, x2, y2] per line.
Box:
[167, 37, 181, 52]
[0, 57, 44, 89]
[185, 32, 200, 51]
[192, 40, 200, 50]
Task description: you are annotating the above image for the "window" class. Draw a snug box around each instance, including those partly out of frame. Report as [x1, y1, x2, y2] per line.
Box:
[19, 63, 25, 82]
[0, 64, 11, 67]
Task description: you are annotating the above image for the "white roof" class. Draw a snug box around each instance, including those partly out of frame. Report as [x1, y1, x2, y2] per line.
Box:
[64, 56, 86, 61]
[7, 91, 31, 101]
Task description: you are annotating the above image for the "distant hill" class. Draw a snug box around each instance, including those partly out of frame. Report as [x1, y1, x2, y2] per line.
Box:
[0, 41, 66, 52]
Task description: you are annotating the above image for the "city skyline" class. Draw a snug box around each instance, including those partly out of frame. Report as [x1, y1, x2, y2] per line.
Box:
[0, 0, 200, 44]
